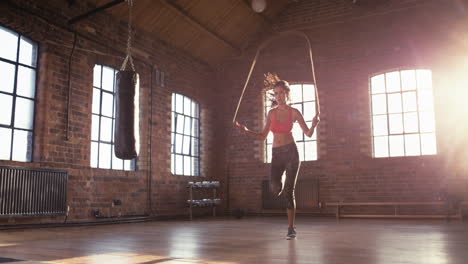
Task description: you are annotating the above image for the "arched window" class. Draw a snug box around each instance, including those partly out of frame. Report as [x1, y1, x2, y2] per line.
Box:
[265, 83, 318, 162]
[171, 93, 200, 176]
[370, 69, 437, 157]
[91, 64, 136, 170]
[0, 25, 38, 162]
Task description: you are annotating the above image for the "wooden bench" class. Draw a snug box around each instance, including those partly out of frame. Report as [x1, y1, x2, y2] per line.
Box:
[325, 201, 463, 220]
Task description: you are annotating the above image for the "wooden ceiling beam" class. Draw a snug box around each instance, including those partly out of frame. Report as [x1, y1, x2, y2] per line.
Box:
[159, 0, 240, 54]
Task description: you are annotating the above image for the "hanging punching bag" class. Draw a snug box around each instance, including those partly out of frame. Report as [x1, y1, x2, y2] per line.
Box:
[114, 70, 140, 159]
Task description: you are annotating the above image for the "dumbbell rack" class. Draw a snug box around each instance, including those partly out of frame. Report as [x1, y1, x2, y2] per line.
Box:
[187, 181, 221, 220]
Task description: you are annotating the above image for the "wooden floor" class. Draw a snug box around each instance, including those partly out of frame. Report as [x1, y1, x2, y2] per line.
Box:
[1, 216, 468, 264]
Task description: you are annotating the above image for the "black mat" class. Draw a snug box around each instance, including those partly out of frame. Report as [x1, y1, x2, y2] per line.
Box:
[0, 258, 23, 263]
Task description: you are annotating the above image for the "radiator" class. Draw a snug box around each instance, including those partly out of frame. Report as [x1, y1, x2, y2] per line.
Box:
[0, 166, 68, 217]
[262, 179, 319, 209]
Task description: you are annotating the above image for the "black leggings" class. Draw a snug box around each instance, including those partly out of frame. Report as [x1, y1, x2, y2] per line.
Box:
[270, 142, 300, 209]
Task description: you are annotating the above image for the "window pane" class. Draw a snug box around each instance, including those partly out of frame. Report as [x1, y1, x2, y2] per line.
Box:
[91, 115, 99, 140]
[184, 96, 191, 116]
[171, 154, 175, 174]
[184, 156, 191, 176]
[16, 66, 36, 98]
[171, 132, 174, 151]
[292, 123, 303, 142]
[100, 117, 113, 142]
[12, 129, 32, 162]
[192, 137, 199, 156]
[184, 116, 192, 135]
[171, 93, 176, 112]
[175, 134, 183, 154]
[90, 142, 98, 168]
[402, 92, 417, 112]
[101, 92, 114, 117]
[290, 84, 302, 103]
[371, 94, 387, 115]
[124, 160, 133, 171]
[14, 97, 34, 130]
[0, 93, 13, 126]
[418, 90, 434, 111]
[93, 65, 102, 88]
[296, 142, 304, 162]
[19, 36, 37, 67]
[266, 144, 272, 163]
[92, 88, 101, 114]
[387, 93, 402, 113]
[371, 74, 385, 94]
[420, 111, 436, 132]
[386, 71, 401, 93]
[0, 27, 18, 61]
[304, 141, 317, 161]
[171, 112, 176, 132]
[111, 119, 115, 142]
[176, 114, 184, 134]
[102, 66, 114, 92]
[404, 134, 421, 156]
[193, 157, 200, 176]
[421, 133, 437, 155]
[176, 94, 183, 113]
[389, 135, 404, 157]
[0, 61, 15, 93]
[192, 119, 199, 138]
[303, 102, 315, 121]
[374, 136, 389, 157]
[175, 154, 183, 175]
[388, 114, 403, 134]
[191, 157, 197, 176]
[112, 147, 123, 170]
[401, 70, 416, 91]
[303, 84, 315, 101]
[266, 131, 273, 144]
[403, 112, 418, 133]
[416, 70, 432, 90]
[0, 127, 12, 160]
[99, 143, 111, 169]
[192, 101, 199, 118]
[373, 115, 388, 136]
[182, 135, 190, 155]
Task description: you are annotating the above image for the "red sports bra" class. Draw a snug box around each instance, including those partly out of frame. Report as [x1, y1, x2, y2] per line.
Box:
[270, 107, 294, 134]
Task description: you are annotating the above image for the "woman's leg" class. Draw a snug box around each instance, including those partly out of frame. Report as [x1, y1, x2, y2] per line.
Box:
[270, 155, 286, 196]
[283, 147, 300, 229]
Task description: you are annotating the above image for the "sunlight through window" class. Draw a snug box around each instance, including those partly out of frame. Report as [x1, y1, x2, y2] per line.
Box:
[0, 26, 37, 162]
[171, 93, 200, 176]
[91, 65, 136, 170]
[370, 69, 437, 157]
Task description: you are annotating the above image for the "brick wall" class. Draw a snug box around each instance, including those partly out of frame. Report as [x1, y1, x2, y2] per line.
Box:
[219, 0, 468, 215]
[0, 0, 218, 223]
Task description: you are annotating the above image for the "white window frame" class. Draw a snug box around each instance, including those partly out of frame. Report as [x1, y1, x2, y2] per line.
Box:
[91, 64, 136, 170]
[370, 69, 437, 158]
[171, 93, 200, 176]
[0, 25, 38, 162]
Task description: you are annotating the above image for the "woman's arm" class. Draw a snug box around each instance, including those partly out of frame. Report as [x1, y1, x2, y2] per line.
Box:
[234, 111, 272, 141]
[294, 108, 320, 138]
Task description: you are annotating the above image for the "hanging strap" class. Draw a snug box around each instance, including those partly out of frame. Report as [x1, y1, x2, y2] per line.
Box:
[121, 0, 135, 71]
[232, 30, 320, 123]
